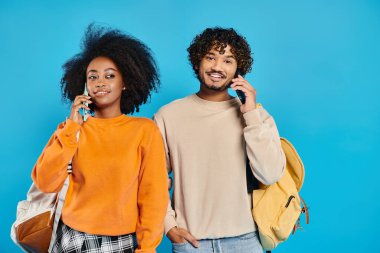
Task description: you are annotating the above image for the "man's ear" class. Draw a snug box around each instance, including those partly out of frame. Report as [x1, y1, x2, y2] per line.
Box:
[194, 65, 199, 70]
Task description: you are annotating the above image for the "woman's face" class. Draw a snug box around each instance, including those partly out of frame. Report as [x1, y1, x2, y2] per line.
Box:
[86, 56, 124, 113]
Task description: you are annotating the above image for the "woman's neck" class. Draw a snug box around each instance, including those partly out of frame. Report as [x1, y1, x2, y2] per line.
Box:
[94, 106, 123, 118]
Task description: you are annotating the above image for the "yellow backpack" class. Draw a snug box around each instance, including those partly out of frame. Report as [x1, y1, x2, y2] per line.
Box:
[252, 138, 309, 251]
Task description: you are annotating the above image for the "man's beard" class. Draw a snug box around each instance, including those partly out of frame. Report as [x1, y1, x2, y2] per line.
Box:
[203, 82, 230, 91]
[198, 71, 231, 91]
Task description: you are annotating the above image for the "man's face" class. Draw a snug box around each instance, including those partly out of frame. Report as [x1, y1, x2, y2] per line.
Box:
[197, 45, 238, 91]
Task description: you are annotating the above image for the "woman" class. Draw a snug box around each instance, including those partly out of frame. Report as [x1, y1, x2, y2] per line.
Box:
[32, 24, 168, 253]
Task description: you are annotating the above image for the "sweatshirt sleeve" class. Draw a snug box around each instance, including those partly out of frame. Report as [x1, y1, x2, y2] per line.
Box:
[135, 124, 169, 253]
[31, 119, 81, 193]
[243, 106, 286, 185]
[153, 112, 178, 234]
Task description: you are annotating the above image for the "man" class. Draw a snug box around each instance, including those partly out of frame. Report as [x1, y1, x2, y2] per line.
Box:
[154, 27, 285, 253]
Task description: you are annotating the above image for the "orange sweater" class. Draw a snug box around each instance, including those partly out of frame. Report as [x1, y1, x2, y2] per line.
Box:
[32, 115, 168, 253]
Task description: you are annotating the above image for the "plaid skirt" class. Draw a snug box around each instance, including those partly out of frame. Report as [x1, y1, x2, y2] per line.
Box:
[51, 220, 137, 253]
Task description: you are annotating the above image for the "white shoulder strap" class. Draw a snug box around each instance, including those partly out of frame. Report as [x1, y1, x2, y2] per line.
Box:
[48, 131, 79, 252]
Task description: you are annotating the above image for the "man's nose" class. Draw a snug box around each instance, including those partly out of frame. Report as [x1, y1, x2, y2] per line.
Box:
[211, 59, 223, 71]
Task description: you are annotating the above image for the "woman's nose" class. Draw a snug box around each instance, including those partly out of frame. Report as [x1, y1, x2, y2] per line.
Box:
[95, 78, 107, 88]
[95, 82, 106, 88]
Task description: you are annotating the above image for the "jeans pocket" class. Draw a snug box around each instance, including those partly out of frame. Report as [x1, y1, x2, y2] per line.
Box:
[172, 240, 189, 247]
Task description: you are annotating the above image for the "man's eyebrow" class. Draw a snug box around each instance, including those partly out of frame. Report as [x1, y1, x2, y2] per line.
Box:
[205, 52, 235, 59]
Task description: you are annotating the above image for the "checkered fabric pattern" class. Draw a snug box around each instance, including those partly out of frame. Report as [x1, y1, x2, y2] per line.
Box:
[51, 221, 137, 253]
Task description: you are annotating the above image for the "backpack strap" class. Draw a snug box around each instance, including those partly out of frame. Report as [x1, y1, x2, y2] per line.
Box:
[48, 131, 79, 252]
[292, 197, 310, 235]
[246, 157, 259, 192]
[300, 197, 309, 224]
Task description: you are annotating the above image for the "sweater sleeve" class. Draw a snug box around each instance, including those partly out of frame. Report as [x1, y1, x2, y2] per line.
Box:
[153, 112, 178, 234]
[31, 119, 81, 193]
[135, 124, 169, 253]
[243, 106, 286, 185]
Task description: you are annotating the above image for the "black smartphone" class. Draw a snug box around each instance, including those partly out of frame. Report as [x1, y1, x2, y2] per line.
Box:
[230, 69, 246, 104]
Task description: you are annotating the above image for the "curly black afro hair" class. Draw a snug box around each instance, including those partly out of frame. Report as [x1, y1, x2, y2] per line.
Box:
[61, 24, 160, 114]
[187, 27, 253, 77]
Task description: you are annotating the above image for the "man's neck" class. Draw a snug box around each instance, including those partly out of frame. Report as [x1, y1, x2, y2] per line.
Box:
[197, 85, 233, 102]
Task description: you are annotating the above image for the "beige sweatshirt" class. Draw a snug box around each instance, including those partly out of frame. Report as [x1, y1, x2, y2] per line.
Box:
[153, 94, 285, 239]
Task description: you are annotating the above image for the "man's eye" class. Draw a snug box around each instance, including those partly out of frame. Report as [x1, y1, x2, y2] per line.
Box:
[206, 56, 214, 60]
[225, 60, 232, 64]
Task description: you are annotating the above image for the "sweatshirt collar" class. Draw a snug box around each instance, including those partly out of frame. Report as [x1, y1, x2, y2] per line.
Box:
[191, 94, 240, 110]
[86, 114, 129, 125]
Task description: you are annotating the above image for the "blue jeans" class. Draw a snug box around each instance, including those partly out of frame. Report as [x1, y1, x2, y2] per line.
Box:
[172, 232, 263, 253]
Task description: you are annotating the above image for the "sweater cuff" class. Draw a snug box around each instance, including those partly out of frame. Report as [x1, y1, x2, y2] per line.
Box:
[56, 119, 81, 146]
[243, 108, 262, 126]
[63, 119, 81, 138]
[64, 119, 81, 132]
[164, 215, 178, 235]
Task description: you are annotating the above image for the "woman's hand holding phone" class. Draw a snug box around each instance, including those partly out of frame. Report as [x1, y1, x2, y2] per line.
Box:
[230, 75, 257, 113]
[69, 95, 92, 125]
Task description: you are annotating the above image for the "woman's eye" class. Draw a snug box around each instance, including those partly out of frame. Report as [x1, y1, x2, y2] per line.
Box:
[206, 56, 214, 61]
[225, 60, 232, 64]
[106, 74, 115, 79]
[88, 75, 97, 80]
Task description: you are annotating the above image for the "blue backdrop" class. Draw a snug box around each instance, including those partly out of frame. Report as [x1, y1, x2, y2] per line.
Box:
[1, 0, 379, 252]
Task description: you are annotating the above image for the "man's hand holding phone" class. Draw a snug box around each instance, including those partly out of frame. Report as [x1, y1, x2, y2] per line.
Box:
[69, 95, 92, 125]
[230, 74, 257, 113]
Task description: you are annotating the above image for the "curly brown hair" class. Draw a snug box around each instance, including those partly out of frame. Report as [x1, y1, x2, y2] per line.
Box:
[187, 27, 253, 78]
